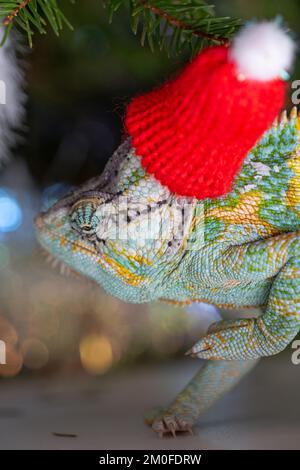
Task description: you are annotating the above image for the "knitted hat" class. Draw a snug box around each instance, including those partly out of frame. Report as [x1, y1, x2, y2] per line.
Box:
[125, 21, 296, 199]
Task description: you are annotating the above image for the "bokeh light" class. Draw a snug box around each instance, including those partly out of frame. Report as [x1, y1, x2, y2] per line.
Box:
[79, 334, 114, 375]
[0, 190, 22, 233]
[21, 338, 49, 370]
[0, 315, 18, 346]
[0, 344, 23, 378]
[0, 315, 22, 377]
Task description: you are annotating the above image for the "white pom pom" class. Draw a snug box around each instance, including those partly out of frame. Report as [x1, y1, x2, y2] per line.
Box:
[229, 21, 296, 81]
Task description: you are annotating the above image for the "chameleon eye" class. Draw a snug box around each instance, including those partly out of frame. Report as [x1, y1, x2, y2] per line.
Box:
[79, 223, 93, 234]
[70, 198, 100, 235]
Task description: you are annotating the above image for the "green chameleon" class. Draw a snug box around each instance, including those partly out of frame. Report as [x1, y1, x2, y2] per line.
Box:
[35, 107, 300, 437]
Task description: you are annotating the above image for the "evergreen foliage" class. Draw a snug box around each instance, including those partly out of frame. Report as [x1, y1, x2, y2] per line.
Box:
[0, 0, 241, 54]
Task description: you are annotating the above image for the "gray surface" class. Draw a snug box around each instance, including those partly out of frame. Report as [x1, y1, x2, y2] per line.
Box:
[0, 354, 299, 449]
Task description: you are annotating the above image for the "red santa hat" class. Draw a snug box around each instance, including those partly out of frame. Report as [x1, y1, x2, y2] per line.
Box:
[125, 21, 296, 199]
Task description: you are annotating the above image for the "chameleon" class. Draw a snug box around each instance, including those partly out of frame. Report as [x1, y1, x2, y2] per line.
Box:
[35, 106, 300, 437]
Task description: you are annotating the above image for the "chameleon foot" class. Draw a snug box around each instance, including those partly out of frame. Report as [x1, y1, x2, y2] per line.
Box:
[152, 414, 194, 438]
[145, 407, 194, 438]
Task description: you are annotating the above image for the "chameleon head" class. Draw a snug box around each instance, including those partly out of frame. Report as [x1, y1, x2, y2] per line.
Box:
[34, 148, 196, 303]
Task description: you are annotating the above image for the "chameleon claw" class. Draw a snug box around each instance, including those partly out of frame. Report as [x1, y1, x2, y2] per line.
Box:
[169, 426, 177, 438]
[185, 345, 211, 358]
[184, 348, 193, 356]
[187, 426, 194, 436]
[151, 415, 194, 438]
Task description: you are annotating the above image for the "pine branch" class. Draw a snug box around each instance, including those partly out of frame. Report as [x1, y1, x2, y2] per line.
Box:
[0, 0, 73, 47]
[0, 0, 242, 56]
[139, 0, 228, 42]
[2, 0, 31, 26]
[105, 0, 242, 56]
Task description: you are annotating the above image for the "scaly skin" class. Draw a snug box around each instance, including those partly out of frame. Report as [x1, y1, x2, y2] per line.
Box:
[35, 107, 300, 437]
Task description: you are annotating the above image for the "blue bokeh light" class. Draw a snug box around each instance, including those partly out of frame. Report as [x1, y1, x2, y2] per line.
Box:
[0, 190, 22, 233]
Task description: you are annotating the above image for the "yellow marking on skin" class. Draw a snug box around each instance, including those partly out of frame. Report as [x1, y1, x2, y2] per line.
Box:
[285, 311, 300, 319]
[59, 236, 67, 247]
[256, 318, 278, 345]
[222, 279, 242, 288]
[266, 233, 293, 266]
[106, 241, 153, 267]
[189, 214, 204, 239]
[189, 216, 197, 233]
[215, 333, 226, 344]
[101, 254, 145, 286]
[71, 241, 98, 257]
[160, 297, 266, 310]
[269, 298, 299, 317]
[206, 191, 277, 236]
[186, 284, 196, 292]
[128, 254, 153, 266]
[286, 156, 300, 215]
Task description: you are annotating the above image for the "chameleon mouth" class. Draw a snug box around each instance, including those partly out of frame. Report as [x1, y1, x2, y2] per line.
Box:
[35, 212, 102, 280]
[39, 247, 85, 280]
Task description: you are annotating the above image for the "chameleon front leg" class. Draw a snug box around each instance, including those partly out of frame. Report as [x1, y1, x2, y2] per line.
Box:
[148, 359, 259, 437]
[188, 232, 300, 360]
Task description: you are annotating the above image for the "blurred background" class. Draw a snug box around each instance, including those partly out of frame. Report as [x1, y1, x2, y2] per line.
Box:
[0, 0, 299, 400]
